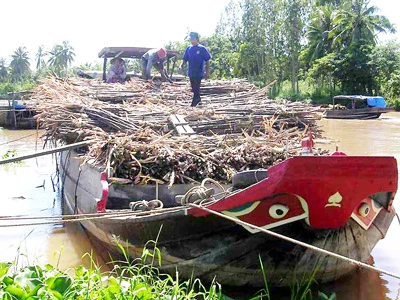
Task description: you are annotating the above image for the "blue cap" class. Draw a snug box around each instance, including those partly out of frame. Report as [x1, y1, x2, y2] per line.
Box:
[189, 32, 200, 40]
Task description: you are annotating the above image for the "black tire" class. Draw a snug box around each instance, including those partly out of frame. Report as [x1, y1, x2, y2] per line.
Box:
[232, 169, 268, 190]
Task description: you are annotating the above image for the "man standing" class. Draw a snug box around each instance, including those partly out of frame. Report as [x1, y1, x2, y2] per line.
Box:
[180, 32, 211, 107]
[142, 48, 172, 82]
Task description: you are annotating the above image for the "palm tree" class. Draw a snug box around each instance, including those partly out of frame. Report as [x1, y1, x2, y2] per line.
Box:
[334, 0, 395, 47]
[48, 41, 75, 77]
[0, 58, 8, 82]
[305, 5, 337, 63]
[35, 45, 47, 71]
[61, 41, 75, 76]
[9, 46, 31, 82]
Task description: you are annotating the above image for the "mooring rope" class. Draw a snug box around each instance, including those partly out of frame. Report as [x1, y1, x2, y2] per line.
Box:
[189, 203, 400, 280]
[0, 132, 38, 146]
[0, 206, 185, 227]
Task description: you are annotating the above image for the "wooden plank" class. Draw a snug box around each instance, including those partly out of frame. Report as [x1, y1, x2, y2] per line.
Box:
[169, 114, 195, 135]
[175, 114, 195, 135]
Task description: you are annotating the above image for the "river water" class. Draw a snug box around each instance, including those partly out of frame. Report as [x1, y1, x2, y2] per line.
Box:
[316, 112, 400, 300]
[0, 129, 99, 270]
[0, 114, 400, 299]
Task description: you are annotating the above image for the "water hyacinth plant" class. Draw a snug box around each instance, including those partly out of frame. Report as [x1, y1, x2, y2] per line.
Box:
[0, 249, 223, 299]
[0, 238, 336, 299]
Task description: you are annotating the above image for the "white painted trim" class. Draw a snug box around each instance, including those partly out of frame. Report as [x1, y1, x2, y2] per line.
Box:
[222, 201, 261, 217]
[351, 200, 383, 230]
[242, 213, 308, 234]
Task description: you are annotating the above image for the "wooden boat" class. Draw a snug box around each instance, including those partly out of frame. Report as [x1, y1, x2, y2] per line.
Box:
[60, 149, 398, 287]
[325, 95, 393, 119]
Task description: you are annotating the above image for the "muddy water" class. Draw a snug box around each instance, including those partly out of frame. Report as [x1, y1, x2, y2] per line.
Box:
[0, 129, 101, 270]
[316, 112, 400, 300]
[1, 114, 400, 298]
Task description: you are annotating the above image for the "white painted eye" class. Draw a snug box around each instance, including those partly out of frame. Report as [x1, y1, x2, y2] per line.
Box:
[358, 203, 370, 217]
[269, 204, 289, 219]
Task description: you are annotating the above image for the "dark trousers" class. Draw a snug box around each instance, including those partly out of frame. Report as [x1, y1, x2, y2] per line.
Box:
[190, 77, 202, 107]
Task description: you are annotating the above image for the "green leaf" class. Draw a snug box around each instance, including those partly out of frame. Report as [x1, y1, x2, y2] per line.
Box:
[13, 266, 43, 292]
[2, 275, 14, 285]
[107, 277, 120, 294]
[49, 275, 72, 295]
[5, 284, 28, 299]
[318, 291, 329, 300]
[0, 263, 11, 278]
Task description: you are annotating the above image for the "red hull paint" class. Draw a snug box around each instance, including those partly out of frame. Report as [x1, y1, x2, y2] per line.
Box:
[189, 156, 398, 229]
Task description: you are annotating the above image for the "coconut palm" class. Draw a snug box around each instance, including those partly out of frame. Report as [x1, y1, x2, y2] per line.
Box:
[305, 5, 338, 64]
[9, 46, 31, 82]
[334, 0, 395, 47]
[35, 45, 47, 71]
[48, 41, 76, 77]
[0, 58, 8, 82]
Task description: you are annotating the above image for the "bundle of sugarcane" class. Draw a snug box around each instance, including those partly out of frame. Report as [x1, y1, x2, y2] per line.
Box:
[84, 124, 312, 185]
[31, 76, 326, 184]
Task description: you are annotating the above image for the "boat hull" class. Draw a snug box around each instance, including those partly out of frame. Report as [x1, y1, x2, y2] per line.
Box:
[60, 151, 395, 287]
[325, 107, 392, 120]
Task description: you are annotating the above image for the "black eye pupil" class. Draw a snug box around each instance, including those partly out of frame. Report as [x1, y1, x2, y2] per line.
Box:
[365, 208, 369, 214]
[276, 209, 284, 216]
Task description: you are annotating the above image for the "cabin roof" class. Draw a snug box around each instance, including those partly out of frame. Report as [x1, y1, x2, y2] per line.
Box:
[333, 95, 367, 101]
[98, 47, 180, 59]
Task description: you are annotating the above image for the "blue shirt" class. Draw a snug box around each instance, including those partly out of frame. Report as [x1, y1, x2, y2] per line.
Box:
[183, 44, 211, 79]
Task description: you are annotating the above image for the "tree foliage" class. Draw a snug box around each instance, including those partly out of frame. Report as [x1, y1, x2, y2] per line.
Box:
[203, 0, 398, 103]
[9, 47, 31, 82]
[0, 58, 8, 82]
[48, 41, 76, 77]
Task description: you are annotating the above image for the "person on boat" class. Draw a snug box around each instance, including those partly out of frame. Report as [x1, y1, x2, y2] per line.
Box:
[179, 32, 211, 107]
[141, 48, 172, 82]
[106, 57, 126, 83]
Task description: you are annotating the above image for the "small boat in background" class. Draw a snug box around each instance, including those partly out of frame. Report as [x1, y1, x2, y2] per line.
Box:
[325, 95, 393, 119]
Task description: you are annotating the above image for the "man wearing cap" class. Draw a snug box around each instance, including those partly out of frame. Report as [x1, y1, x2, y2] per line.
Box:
[180, 32, 211, 107]
[141, 48, 171, 82]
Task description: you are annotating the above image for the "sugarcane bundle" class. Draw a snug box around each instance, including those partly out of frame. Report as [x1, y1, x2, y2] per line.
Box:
[31, 76, 326, 184]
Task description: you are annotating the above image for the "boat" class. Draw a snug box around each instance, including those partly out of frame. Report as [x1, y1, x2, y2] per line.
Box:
[325, 95, 393, 119]
[60, 146, 398, 287]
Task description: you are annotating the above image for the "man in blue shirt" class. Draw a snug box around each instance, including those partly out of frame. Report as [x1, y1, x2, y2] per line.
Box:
[180, 32, 211, 107]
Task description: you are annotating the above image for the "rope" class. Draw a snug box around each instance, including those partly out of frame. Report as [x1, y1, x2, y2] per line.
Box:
[0, 132, 38, 146]
[179, 178, 227, 205]
[130, 199, 164, 211]
[189, 203, 400, 281]
[0, 206, 185, 227]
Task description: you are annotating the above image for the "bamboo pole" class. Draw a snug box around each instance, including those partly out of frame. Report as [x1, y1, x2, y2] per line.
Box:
[0, 140, 93, 165]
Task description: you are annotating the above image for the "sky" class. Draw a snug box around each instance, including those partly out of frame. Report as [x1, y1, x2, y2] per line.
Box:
[0, 0, 398, 68]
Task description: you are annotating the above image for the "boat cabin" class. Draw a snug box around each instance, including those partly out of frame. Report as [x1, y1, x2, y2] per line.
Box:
[332, 95, 387, 110]
[98, 47, 180, 81]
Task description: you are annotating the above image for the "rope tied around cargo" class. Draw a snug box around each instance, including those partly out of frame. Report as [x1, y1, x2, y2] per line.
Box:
[189, 203, 400, 281]
[177, 178, 228, 206]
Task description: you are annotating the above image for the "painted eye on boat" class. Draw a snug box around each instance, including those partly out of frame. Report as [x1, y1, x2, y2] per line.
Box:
[358, 202, 370, 217]
[269, 204, 289, 219]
